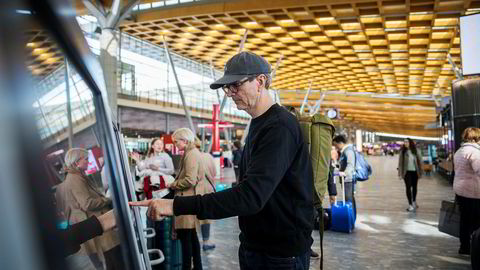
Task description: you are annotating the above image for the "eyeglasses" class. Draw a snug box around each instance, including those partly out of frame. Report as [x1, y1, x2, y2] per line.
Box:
[222, 75, 257, 95]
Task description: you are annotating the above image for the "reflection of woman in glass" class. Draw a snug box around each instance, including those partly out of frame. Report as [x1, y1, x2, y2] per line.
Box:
[131, 137, 175, 199]
[56, 148, 121, 270]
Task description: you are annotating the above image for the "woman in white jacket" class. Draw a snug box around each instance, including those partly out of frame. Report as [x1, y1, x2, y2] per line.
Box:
[131, 137, 175, 199]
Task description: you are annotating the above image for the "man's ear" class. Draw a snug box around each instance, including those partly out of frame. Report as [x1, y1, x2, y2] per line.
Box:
[257, 76, 265, 89]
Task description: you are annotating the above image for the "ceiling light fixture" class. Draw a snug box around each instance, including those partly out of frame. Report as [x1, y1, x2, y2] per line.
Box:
[385, 28, 408, 32]
[410, 11, 433, 15]
[432, 26, 456, 30]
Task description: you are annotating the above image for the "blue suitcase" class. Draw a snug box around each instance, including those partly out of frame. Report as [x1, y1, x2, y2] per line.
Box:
[331, 176, 355, 233]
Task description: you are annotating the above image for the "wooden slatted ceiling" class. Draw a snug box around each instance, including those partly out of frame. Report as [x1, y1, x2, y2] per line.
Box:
[26, 0, 480, 136]
[25, 29, 63, 76]
[291, 94, 439, 136]
[117, 0, 480, 136]
[120, 0, 479, 97]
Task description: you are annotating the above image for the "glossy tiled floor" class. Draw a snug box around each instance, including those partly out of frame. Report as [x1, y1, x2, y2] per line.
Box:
[201, 155, 471, 270]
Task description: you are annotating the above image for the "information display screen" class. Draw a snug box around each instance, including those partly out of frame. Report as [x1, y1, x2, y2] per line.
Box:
[460, 13, 480, 76]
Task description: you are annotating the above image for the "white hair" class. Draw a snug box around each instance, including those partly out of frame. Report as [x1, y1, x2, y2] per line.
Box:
[64, 148, 88, 167]
[172, 128, 195, 143]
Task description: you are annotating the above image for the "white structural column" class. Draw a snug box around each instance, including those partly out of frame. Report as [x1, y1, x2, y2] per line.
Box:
[356, 129, 363, 152]
[300, 80, 313, 115]
[310, 91, 326, 116]
[210, 59, 221, 104]
[65, 59, 73, 149]
[83, 0, 139, 123]
[100, 29, 118, 121]
[163, 37, 196, 134]
[270, 55, 283, 105]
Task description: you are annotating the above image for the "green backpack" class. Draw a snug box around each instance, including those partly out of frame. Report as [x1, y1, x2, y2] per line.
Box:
[284, 106, 335, 270]
[284, 106, 335, 207]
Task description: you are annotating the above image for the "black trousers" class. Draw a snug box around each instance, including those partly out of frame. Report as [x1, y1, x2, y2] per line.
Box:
[457, 195, 480, 251]
[176, 229, 203, 270]
[234, 168, 240, 183]
[344, 181, 356, 220]
[403, 171, 418, 205]
[238, 244, 310, 270]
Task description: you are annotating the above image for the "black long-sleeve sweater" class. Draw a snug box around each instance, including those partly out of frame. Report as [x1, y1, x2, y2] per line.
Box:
[60, 216, 103, 257]
[174, 104, 314, 257]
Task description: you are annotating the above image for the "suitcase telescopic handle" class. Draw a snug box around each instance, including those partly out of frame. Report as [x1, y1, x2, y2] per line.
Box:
[148, 249, 165, 265]
[143, 228, 156, 238]
[333, 175, 346, 206]
[340, 175, 346, 205]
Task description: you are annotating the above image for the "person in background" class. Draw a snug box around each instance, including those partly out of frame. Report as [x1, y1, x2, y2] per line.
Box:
[328, 150, 338, 206]
[232, 140, 243, 183]
[131, 137, 175, 199]
[164, 143, 174, 159]
[131, 138, 175, 259]
[194, 138, 217, 251]
[398, 138, 423, 212]
[332, 135, 357, 218]
[97, 157, 112, 199]
[168, 128, 204, 270]
[56, 148, 121, 270]
[453, 127, 480, 255]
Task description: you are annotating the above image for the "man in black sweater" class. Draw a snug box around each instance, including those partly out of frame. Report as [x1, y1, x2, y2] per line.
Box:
[131, 52, 314, 270]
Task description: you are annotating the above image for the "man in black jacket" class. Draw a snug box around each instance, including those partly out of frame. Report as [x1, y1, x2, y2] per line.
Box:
[131, 52, 314, 270]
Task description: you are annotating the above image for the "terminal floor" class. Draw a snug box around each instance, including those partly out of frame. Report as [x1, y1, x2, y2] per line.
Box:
[201, 155, 471, 270]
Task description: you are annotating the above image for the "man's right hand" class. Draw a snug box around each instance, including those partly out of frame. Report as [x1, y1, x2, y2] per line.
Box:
[129, 199, 174, 221]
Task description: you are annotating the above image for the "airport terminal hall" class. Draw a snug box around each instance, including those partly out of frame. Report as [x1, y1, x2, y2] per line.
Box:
[3, 0, 480, 269]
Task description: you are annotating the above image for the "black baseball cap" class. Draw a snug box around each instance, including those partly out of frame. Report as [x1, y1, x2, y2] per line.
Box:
[210, 51, 272, 89]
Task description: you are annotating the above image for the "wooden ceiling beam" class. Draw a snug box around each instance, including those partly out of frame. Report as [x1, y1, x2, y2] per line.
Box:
[128, 0, 377, 23]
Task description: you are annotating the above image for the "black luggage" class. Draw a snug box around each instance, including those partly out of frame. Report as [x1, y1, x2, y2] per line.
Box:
[438, 200, 460, 237]
[147, 217, 182, 270]
[472, 227, 480, 270]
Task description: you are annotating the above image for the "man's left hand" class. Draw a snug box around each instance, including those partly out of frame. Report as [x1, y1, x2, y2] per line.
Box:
[329, 196, 336, 205]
